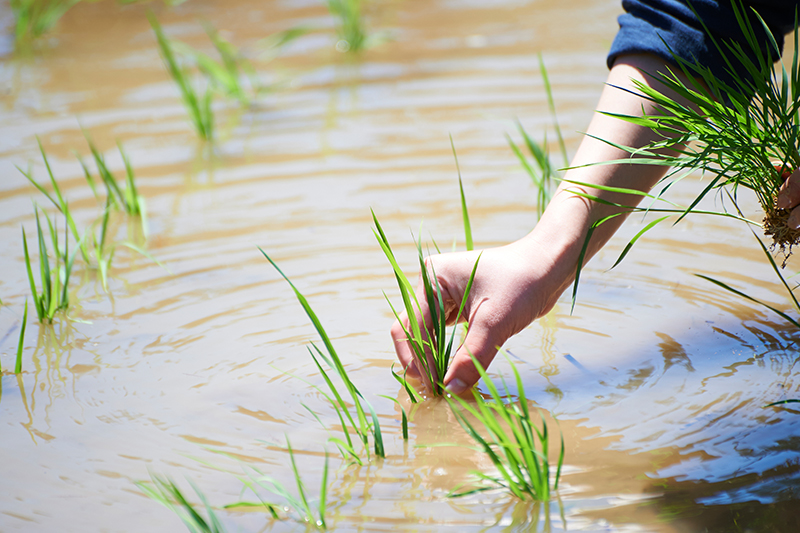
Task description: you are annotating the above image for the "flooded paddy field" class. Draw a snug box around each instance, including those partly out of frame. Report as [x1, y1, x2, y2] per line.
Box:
[1, 0, 799, 531]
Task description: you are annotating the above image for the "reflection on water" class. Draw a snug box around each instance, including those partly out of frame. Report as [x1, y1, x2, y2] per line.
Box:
[1, 0, 800, 531]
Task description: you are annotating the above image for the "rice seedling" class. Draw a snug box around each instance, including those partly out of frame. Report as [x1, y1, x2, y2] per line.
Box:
[226, 436, 329, 530]
[326, 0, 368, 53]
[169, 23, 257, 107]
[89, 200, 118, 292]
[567, 3, 800, 323]
[377, 393, 409, 440]
[259, 249, 385, 461]
[137, 473, 228, 533]
[81, 134, 147, 219]
[256, 26, 310, 61]
[23, 136, 160, 291]
[377, 142, 481, 397]
[22, 206, 81, 324]
[18, 137, 90, 263]
[506, 56, 569, 219]
[15, 300, 28, 374]
[391, 364, 424, 404]
[149, 12, 214, 140]
[452, 135, 473, 252]
[445, 353, 564, 501]
[11, 0, 80, 48]
[87, 196, 165, 292]
[373, 211, 481, 396]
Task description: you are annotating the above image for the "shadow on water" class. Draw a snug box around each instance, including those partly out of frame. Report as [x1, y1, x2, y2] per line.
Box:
[588, 465, 800, 533]
[535, 307, 800, 532]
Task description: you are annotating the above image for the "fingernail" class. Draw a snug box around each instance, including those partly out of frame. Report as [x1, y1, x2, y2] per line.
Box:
[445, 378, 468, 396]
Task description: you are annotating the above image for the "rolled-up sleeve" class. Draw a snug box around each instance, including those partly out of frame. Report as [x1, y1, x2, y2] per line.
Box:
[607, 0, 800, 88]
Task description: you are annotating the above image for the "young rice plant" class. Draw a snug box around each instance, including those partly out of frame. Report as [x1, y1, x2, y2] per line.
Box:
[168, 22, 258, 107]
[18, 137, 90, 263]
[373, 144, 481, 396]
[260, 248, 385, 462]
[226, 436, 330, 530]
[506, 55, 569, 220]
[137, 474, 228, 533]
[446, 353, 564, 501]
[22, 206, 80, 324]
[11, 0, 80, 49]
[325, 0, 388, 53]
[3, 300, 29, 375]
[373, 214, 480, 397]
[83, 137, 146, 217]
[149, 13, 214, 140]
[15, 300, 28, 374]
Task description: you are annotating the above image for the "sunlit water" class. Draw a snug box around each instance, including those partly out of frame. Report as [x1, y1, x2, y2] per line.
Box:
[1, 0, 799, 531]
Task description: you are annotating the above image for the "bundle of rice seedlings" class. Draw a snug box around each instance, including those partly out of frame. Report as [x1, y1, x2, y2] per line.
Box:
[594, 3, 800, 258]
[568, 3, 800, 324]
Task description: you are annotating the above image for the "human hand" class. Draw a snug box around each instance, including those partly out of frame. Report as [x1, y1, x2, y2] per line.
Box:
[390, 241, 563, 395]
[777, 168, 800, 230]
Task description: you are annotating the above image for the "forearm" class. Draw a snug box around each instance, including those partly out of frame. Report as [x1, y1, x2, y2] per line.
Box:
[515, 54, 688, 309]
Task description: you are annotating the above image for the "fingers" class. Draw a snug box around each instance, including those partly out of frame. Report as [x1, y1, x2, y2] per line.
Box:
[777, 169, 800, 210]
[390, 313, 419, 378]
[789, 207, 800, 231]
[442, 321, 499, 396]
[777, 170, 800, 230]
[390, 297, 435, 384]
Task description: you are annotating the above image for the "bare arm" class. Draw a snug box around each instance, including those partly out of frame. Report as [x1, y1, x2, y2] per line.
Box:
[391, 54, 703, 394]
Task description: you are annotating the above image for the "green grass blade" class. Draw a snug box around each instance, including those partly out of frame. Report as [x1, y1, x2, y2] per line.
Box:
[17, 164, 57, 207]
[260, 248, 369, 434]
[76, 153, 99, 198]
[379, 393, 410, 440]
[21, 226, 43, 322]
[571, 214, 622, 314]
[362, 397, 385, 458]
[609, 216, 670, 270]
[34, 208, 53, 320]
[695, 274, 800, 328]
[751, 229, 800, 312]
[37, 136, 67, 209]
[390, 364, 423, 404]
[451, 135, 473, 251]
[539, 54, 569, 167]
[766, 399, 800, 408]
[318, 452, 328, 530]
[286, 437, 312, 523]
[327, 437, 363, 464]
[309, 349, 357, 448]
[15, 299, 28, 374]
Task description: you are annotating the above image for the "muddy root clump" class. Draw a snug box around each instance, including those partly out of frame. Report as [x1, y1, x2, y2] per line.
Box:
[763, 207, 800, 267]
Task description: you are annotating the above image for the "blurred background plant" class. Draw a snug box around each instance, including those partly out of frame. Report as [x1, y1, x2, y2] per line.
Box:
[10, 0, 82, 49]
[507, 56, 569, 220]
[326, 0, 389, 54]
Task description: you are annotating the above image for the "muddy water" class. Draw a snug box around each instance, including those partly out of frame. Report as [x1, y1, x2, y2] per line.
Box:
[1, 0, 799, 531]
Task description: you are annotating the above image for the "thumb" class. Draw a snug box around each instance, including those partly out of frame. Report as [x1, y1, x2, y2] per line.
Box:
[442, 321, 500, 395]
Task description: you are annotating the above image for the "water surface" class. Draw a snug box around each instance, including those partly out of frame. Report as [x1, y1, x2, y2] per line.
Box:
[1, 0, 799, 531]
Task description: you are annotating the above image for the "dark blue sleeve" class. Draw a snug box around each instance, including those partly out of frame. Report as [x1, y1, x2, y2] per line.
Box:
[607, 0, 800, 88]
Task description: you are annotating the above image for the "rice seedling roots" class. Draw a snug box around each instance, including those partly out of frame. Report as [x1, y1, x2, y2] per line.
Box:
[763, 206, 800, 266]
